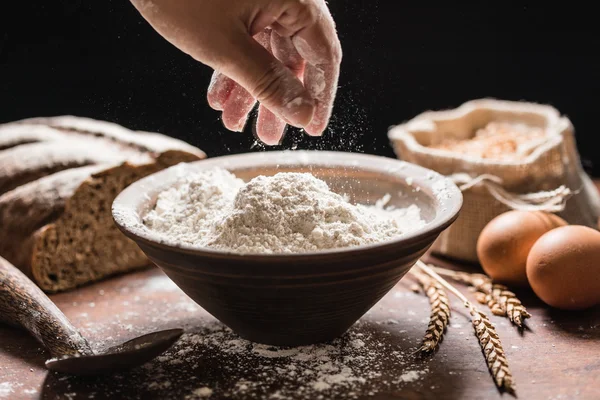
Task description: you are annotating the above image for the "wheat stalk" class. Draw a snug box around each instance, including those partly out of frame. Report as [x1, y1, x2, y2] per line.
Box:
[416, 261, 516, 395]
[470, 308, 516, 393]
[410, 271, 451, 354]
[429, 265, 531, 328]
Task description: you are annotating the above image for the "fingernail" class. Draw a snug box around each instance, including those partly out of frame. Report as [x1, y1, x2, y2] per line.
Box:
[280, 96, 315, 128]
[305, 128, 324, 137]
[222, 115, 246, 132]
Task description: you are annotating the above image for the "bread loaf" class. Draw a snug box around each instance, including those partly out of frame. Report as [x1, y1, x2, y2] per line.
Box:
[0, 116, 206, 292]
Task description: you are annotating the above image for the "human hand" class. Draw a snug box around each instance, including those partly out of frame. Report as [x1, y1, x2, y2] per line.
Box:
[130, 0, 342, 145]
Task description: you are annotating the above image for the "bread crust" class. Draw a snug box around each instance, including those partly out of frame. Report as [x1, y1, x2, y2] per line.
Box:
[0, 116, 206, 292]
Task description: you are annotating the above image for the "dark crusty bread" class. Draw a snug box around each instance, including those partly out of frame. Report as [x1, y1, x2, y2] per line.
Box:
[0, 116, 205, 292]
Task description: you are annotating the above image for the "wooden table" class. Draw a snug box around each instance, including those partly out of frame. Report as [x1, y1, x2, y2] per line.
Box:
[1, 252, 599, 400]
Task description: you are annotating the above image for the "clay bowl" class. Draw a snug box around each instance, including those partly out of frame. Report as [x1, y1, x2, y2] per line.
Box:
[112, 150, 462, 346]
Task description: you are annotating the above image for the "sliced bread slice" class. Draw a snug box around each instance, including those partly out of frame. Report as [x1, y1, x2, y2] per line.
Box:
[0, 116, 206, 292]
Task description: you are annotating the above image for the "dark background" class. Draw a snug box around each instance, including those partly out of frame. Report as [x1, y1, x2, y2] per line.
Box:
[2, 2, 599, 174]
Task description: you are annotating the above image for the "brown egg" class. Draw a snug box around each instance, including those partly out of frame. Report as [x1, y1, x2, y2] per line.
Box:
[476, 211, 567, 286]
[526, 225, 600, 310]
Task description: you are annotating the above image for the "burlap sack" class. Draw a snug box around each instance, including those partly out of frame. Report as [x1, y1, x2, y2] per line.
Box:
[388, 98, 600, 263]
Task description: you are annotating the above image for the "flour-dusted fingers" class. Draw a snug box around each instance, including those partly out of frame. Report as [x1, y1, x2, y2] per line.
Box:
[208, 70, 256, 131]
[301, 60, 338, 136]
[255, 30, 288, 145]
[256, 31, 305, 144]
[220, 30, 276, 132]
[129, 0, 341, 134]
[218, 33, 315, 129]
[268, 0, 342, 136]
[208, 70, 257, 132]
[271, 30, 306, 77]
[215, 30, 271, 132]
[207, 71, 235, 111]
[256, 107, 287, 145]
[293, 10, 341, 135]
[220, 85, 257, 132]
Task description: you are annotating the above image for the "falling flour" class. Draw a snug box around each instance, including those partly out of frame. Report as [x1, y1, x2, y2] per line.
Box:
[144, 168, 426, 253]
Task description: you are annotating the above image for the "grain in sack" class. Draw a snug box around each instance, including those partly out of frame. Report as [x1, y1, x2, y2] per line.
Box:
[388, 98, 600, 262]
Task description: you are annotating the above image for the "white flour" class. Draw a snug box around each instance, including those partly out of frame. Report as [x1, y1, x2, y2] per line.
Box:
[144, 168, 426, 253]
[0, 382, 13, 398]
[18, 270, 434, 400]
[139, 321, 429, 399]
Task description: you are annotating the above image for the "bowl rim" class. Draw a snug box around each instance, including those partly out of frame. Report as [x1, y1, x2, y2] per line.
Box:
[112, 150, 463, 261]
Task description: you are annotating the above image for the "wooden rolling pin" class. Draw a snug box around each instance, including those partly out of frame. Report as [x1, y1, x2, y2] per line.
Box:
[0, 255, 93, 357]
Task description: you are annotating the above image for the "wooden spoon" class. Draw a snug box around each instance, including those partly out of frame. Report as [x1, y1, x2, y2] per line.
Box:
[0, 256, 182, 375]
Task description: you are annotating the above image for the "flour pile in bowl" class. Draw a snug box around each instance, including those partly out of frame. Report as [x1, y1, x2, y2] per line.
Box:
[143, 168, 426, 253]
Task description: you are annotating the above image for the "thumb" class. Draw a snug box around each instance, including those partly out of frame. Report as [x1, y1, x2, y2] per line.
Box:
[216, 31, 315, 129]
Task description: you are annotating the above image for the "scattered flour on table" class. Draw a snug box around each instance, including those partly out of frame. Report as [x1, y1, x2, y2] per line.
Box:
[142, 274, 179, 292]
[144, 168, 426, 253]
[134, 322, 429, 399]
[0, 383, 13, 398]
[0, 382, 22, 398]
[34, 273, 432, 399]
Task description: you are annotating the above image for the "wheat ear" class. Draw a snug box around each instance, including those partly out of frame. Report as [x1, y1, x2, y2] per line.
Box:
[410, 271, 451, 354]
[429, 265, 531, 328]
[416, 261, 516, 395]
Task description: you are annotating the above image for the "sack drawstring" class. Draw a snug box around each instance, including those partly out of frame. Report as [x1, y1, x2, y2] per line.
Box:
[449, 173, 578, 213]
